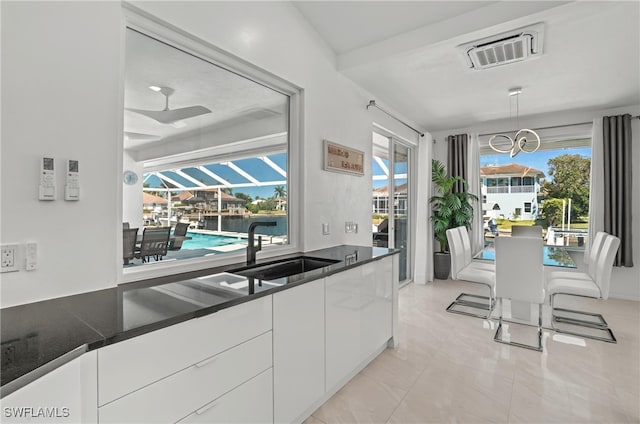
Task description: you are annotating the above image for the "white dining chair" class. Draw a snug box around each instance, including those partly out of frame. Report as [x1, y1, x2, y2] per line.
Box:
[445, 226, 496, 318]
[546, 234, 621, 343]
[458, 226, 495, 271]
[547, 231, 606, 282]
[511, 225, 543, 237]
[494, 236, 545, 351]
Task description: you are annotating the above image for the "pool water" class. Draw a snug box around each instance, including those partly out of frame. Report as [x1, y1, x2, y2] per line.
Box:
[180, 232, 246, 250]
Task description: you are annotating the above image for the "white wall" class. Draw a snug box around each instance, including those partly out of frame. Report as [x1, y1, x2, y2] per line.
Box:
[1, 1, 421, 307]
[1, 2, 122, 307]
[431, 105, 640, 300]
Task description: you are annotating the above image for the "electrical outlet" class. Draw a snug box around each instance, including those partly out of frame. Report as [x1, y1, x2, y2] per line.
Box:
[1, 342, 17, 367]
[1, 244, 20, 273]
[345, 221, 356, 233]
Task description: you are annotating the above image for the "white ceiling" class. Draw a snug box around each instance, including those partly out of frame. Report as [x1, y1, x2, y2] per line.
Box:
[124, 28, 288, 152]
[292, 1, 640, 132]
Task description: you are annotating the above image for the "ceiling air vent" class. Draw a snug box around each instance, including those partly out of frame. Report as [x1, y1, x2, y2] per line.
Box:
[459, 23, 544, 70]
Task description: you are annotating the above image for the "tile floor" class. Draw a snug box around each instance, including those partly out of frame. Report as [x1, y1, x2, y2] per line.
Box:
[306, 279, 640, 423]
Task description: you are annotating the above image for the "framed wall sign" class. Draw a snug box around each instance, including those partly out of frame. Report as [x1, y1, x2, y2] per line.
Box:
[323, 140, 364, 176]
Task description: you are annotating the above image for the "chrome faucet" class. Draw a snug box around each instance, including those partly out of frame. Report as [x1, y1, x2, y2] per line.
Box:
[247, 221, 277, 265]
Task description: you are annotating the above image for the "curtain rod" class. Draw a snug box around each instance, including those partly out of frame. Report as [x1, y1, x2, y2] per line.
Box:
[478, 115, 640, 138]
[367, 100, 424, 137]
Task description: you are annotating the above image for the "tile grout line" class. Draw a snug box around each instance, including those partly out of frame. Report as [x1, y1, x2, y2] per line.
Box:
[382, 344, 438, 424]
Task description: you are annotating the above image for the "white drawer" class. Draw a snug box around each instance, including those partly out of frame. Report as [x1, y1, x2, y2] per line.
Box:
[178, 368, 273, 424]
[98, 296, 272, 405]
[99, 331, 272, 424]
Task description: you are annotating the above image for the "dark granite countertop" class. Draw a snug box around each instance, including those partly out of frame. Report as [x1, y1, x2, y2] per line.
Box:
[1, 245, 398, 395]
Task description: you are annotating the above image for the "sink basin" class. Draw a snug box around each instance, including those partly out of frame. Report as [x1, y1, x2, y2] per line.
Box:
[229, 256, 340, 280]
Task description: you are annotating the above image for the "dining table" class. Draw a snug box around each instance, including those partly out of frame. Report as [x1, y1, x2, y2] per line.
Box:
[475, 241, 577, 322]
[474, 243, 577, 268]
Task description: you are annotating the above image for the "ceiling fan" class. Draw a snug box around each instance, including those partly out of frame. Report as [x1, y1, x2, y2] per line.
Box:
[126, 86, 212, 125]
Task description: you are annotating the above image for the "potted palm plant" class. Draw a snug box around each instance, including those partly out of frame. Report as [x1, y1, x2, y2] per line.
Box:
[430, 159, 478, 279]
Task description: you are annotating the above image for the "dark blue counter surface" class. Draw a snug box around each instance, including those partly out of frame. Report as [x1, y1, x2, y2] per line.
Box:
[1, 245, 397, 392]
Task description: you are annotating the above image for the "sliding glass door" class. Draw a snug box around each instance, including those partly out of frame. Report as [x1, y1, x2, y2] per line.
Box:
[372, 132, 412, 285]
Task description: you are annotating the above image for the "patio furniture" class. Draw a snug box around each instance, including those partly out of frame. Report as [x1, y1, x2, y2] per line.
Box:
[372, 218, 389, 247]
[494, 236, 545, 351]
[123, 228, 138, 265]
[169, 222, 190, 250]
[546, 233, 621, 343]
[135, 227, 171, 263]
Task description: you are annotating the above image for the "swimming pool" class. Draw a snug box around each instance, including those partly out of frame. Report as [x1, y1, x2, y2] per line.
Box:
[180, 232, 246, 250]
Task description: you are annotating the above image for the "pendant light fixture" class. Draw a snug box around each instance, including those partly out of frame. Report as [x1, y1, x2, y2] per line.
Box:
[488, 87, 540, 158]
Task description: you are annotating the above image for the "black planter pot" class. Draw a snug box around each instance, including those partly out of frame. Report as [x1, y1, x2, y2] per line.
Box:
[434, 252, 451, 280]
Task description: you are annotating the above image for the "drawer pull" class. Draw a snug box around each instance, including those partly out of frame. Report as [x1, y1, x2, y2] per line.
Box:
[194, 355, 218, 368]
[195, 400, 217, 415]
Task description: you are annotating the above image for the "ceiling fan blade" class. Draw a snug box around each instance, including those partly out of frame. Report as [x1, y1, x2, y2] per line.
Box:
[126, 105, 212, 124]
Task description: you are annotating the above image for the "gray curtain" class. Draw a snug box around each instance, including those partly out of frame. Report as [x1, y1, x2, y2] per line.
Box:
[447, 134, 468, 193]
[603, 114, 633, 267]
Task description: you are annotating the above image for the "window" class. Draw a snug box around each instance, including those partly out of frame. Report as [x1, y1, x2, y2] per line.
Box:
[122, 24, 298, 274]
[480, 134, 592, 248]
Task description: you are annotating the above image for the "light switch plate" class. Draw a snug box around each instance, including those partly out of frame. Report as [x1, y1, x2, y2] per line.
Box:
[322, 223, 330, 235]
[25, 242, 37, 271]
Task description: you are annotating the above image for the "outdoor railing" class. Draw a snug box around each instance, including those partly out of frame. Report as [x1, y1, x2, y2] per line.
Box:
[485, 186, 535, 194]
[510, 186, 535, 193]
[486, 186, 509, 194]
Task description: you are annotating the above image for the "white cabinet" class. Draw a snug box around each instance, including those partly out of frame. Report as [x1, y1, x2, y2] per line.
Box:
[0, 351, 97, 424]
[325, 266, 363, 391]
[273, 279, 325, 424]
[360, 257, 393, 360]
[97, 295, 272, 406]
[178, 369, 273, 424]
[99, 332, 272, 423]
[325, 257, 393, 392]
[97, 296, 273, 424]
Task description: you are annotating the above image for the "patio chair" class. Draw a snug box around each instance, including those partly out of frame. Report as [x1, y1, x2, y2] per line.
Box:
[169, 222, 190, 250]
[546, 233, 620, 343]
[445, 226, 496, 318]
[135, 226, 171, 263]
[123, 227, 138, 265]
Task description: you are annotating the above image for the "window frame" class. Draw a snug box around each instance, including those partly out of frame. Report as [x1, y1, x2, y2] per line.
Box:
[118, 5, 303, 283]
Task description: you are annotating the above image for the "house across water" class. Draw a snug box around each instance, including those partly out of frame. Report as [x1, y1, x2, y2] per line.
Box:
[481, 163, 545, 220]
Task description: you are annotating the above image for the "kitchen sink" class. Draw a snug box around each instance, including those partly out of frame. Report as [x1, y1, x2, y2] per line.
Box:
[229, 256, 340, 280]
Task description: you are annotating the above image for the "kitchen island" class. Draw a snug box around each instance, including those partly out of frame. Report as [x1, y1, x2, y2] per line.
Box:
[1, 245, 399, 423]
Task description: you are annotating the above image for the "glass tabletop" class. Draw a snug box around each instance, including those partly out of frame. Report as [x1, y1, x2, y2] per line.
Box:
[475, 244, 577, 268]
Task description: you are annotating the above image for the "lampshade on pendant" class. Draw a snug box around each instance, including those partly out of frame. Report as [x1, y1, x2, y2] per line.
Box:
[488, 87, 540, 158]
